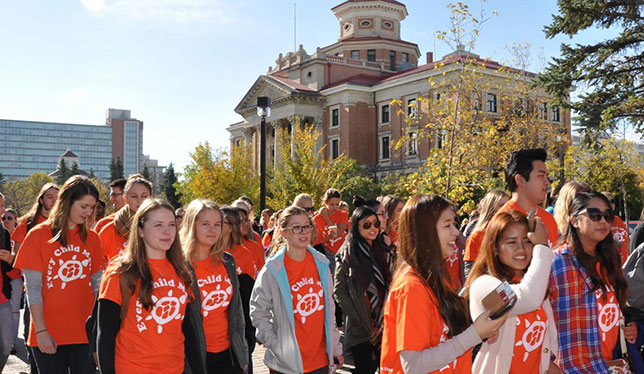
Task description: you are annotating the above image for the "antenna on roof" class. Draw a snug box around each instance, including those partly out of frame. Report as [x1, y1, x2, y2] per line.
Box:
[294, 1, 297, 53]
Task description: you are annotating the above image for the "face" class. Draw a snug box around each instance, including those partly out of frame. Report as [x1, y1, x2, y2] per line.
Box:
[261, 211, 271, 223]
[140, 208, 177, 255]
[358, 214, 379, 244]
[238, 210, 251, 236]
[41, 188, 59, 213]
[95, 203, 106, 218]
[300, 199, 315, 217]
[436, 208, 460, 258]
[521, 160, 550, 205]
[221, 215, 232, 238]
[68, 195, 97, 229]
[125, 183, 151, 213]
[2, 211, 17, 231]
[326, 197, 341, 214]
[375, 203, 388, 230]
[573, 197, 612, 246]
[495, 195, 510, 213]
[281, 214, 313, 250]
[194, 209, 222, 249]
[497, 222, 533, 279]
[109, 186, 125, 210]
[390, 201, 404, 228]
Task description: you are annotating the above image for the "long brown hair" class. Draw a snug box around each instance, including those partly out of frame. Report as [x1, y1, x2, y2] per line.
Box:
[106, 199, 192, 311]
[464, 211, 530, 299]
[382, 194, 404, 233]
[473, 189, 510, 232]
[564, 191, 628, 309]
[180, 199, 225, 264]
[22, 183, 59, 232]
[397, 194, 469, 336]
[47, 176, 99, 247]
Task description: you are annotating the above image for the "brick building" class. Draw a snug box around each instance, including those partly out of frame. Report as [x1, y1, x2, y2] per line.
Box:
[227, 0, 570, 179]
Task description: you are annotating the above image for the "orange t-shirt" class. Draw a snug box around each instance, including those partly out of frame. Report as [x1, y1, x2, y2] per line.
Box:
[444, 246, 462, 290]
[284, 251, 328, 372]
[13, 223, 103, 347]
[253, 231, 262, 244]
[99, 258, 188, 374]
[389, 229, 400, 249]
[464, 230, 485, 262]
[611, 216, 629, 265]
[262, 231, 272, 249]
[596, 264, 620, 362]
[380, 267, 472, 374]
[497, 200, 559, 248]
[194, 258, 232, 353]
[94, 213, 115, 234]
[243, 238, 265, 278]
[313, 210, 350, 254]
[11, 215, 46, 244]
[226, 244, 256, 279]
[99, 221, 128, 264]
[509, 305, 548, 374]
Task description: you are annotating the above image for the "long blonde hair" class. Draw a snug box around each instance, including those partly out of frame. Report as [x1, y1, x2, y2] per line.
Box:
[181, 199, 225, 264]
[554, 180, 590, 234]
[48, 176, 99, 246]
[268, 206, 311, 256]
[473, 189, 510, 232]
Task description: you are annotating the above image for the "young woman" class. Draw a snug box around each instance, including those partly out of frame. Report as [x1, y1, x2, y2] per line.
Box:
[313, 188, 349, 255]
[236, 204, 265, 277]
[380, 194, 506, 374]
[97, 199, 205, 374]
[13, 176, 102, 373]
[464, 189, 510, 277]
[2, 209, 18, 233]
[380, 195, 404, 249]
[180, 199, 248, 374]
[334, 200, 391, 374]
[551, 192, 637, 372]
[99, 174, 153, 263]
[465, 211, 559, 374]
[357, 197, 396, 275]
[250, 206, 343, 374]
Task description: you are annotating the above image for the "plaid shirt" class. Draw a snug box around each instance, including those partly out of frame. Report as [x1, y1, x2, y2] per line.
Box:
[550, 244, 611, 373]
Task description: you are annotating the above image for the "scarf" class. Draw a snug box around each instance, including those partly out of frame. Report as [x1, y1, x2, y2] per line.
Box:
[113, 205, 134, 238]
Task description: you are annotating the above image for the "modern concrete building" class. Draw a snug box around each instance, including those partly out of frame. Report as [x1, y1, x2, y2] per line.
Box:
[227, 0, 571, 179]
[0, 108, 144, 180]
[143, 154, 167, 194]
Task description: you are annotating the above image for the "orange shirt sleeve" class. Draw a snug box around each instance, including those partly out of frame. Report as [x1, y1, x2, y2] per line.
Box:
[464, 231, 484, 262]
[99, 270, 122, 305]
[13, 228, 45, 272]
[10, 221, 29, 244]
[261, 232, 271, 248]
[313, 215, 327, 246]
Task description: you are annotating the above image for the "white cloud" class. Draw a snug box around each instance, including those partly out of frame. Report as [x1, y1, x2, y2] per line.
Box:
[80, 0, 106, 12]
[103, 0, 237, 25]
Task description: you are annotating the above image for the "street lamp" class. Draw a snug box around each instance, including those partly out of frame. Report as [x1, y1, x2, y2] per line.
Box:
[257, 96, 271, 212]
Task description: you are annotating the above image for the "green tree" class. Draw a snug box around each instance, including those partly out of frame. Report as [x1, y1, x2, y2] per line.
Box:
[56, 159, 70, 185]
[0, 172, 5, 191]
[162, 163, 181, 209]
[110, 157, 124, 180]
[538, 1, 644, 140]
[142, 165, 151, 181]
[88, 168, 96, 179]
[70, 162, 81, 176]
[3, 173, 55, 215]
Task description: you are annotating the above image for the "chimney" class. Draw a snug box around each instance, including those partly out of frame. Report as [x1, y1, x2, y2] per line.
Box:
[426, 52, 433, 64]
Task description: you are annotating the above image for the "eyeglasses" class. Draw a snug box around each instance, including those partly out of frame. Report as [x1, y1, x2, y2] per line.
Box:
[577, 208, 614, 223]
[109, 192, 123, 198]
[284, 224, 313, 234]
[302, 207, 315, 213]
[362, 220, 381, 230]
[1, 216, 14, 221]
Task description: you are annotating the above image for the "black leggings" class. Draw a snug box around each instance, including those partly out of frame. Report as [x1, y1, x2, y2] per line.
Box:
[206, 348, 242, 374]
[270, 366, 328, 374]
[350, 341, 378, 374]
[31, 343, 95, 374]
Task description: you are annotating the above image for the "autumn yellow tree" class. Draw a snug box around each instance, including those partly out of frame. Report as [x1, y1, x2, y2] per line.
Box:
[3, 173, 55, 215]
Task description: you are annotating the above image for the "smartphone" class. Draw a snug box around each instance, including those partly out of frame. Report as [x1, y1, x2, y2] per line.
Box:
[482, 281, 517, 320]
[527, 210, 536, 232]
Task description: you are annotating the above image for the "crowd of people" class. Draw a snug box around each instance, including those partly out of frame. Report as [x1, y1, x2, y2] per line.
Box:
[1, 147, 644, 374]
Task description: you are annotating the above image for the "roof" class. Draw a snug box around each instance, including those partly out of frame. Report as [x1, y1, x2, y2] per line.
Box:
[332, 0, 406, 11]
[270, 75, 318, 93]
[60, 149, 79, 158]
[335, 36, 419, 48]
[321, 74, 383, 90]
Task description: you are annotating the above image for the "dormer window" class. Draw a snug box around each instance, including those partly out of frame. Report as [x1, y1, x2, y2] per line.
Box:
[383, 21, 393, 29]
[360, 20, 372, 27]
[344, 23, 351, 30]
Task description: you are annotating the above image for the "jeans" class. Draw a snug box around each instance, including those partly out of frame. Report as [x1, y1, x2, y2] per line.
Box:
[0, 301, 13, 370]
[10, 277, 23, 346]
[31, 343, 95, 374]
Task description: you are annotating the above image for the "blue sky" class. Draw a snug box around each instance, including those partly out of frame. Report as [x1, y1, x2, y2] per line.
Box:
[0, 0, 615, 172]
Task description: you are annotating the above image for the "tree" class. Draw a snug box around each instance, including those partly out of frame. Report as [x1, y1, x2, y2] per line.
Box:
[162, 163, 181, 209]
[142, 165, 151, 181]
[179, 142, 258, 206]
[70, 162, 81, 176]
[0, 172, 5, 192]
[88, 168, 96, 179]
[110, 157, 124, 180]
[3, 173, 55, 215]
[56, 159, 70, 185]
[538, 1, 644, 140]
[269, 121, 359, 209]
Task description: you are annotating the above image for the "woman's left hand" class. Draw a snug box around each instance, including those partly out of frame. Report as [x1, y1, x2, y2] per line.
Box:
[623, 321, 638, 344]
[334, 355, 344, 368]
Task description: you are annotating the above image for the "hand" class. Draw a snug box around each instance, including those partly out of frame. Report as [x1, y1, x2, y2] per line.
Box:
[623, 321, 638, 344]
[37, 330, 57, 354]
[334, 355, 344, 368]
[527, 217, 548, 246]
[472, 310, 508, 340]
[0, 249, 13, 263]
[242, 364, 248, 373]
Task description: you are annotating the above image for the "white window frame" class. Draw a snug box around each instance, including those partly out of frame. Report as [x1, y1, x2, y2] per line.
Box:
[351, 50, 360, 60]
[486, 92, 498, 113]
[379, 132, 392, 161]
[329, 135, 340, 160]
[406, 129, 419, 157]
[379, 102, 390, 125]
[329, 105, 340, 129]
[407, 97, 418, 119]
[551, 105, 560, 122]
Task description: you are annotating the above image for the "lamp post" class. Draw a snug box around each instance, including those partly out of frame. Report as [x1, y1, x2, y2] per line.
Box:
[257, 96, 271, 212]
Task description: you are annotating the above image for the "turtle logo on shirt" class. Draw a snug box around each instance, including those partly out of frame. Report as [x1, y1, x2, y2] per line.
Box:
[146, 290, 187, 334]
[445, 247, 459, 266]
[292, 278, 324, 324]
[612, 227, 627, 245]
[438, 324, 457, 372]
[514, 315, 547, 362]
[53, 255, 89, 289]
[596, 291, 619, 341]
[201, 278, 232, 316]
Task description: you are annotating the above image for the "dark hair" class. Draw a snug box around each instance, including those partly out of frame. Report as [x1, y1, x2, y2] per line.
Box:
[220, 206, 243, 247]
[323, 188, 341, 202]
[97, 199, 106, 209]
[239, 196, 254, 207]
[381, 195, 404, 232]
[504, 148, 547, 192]
[397, 194, 469, 336]
[109, 178, 126, 190]
[353, 195, 381, 212]
[564, 191, 627, 309]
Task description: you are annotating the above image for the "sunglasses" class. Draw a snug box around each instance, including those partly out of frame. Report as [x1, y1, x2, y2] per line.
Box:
[1, 216, 14, 221]
[362, 219, 381, 230]
[302, 207, 315, 213]
[577, 208, 614, 223]
[285, 224, 313, 234]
